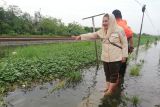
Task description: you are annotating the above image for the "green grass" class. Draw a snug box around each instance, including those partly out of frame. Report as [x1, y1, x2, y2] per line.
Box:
[130, 95, 141, 106]
[48, 71, 82, 94]
[0, 96, 6, 107]
[130, 65, 140, 76]
[121, 94, 141, 107]
[0, 41, 101, 95]
[133, 35, 160, 47]
[129, 60, 144, 77]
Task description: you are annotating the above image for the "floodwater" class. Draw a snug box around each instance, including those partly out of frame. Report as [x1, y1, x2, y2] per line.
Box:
[1, 42, 160, 107]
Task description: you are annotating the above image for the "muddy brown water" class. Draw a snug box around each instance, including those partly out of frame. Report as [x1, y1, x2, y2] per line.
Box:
[1, 42, 160, 107]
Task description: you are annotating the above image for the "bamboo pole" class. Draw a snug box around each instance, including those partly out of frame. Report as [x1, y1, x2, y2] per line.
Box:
[136, 5, 146, 58]
[82, 13, 105, 70]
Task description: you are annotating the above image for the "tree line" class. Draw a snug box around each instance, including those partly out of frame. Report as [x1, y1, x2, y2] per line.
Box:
[0, 5, 99, 36]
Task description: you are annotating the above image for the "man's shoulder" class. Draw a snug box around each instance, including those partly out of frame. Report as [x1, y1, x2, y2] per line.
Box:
[117, 19, 127, 25]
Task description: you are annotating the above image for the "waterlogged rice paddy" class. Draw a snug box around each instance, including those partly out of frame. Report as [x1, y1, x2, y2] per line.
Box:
[0, 39, 160, 107]
[0, 41, 101, 96]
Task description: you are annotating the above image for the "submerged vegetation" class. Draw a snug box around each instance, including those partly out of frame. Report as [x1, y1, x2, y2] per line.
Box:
[133, 34, 160, 47]
[130, 60, 144, 76]
[0, 41, 100, 96]
[0, 35, 159, 96]
[130, 95, 141, 106]
[130, 65, 141, 76]
[99, 92, 141, 107]
[0, 96, 6, 107]
[122, 95, 141, 107]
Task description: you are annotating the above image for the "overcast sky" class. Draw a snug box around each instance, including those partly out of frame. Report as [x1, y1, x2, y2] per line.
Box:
[0, 0, 160, 35]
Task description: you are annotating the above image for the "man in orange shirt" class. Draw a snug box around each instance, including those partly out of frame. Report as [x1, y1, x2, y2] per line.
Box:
[112, 9, 134, 79]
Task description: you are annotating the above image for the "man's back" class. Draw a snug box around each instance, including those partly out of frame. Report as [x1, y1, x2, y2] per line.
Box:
[116, 18, 133, 39]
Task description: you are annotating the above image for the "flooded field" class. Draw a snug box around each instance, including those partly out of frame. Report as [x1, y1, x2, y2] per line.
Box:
[1, 42, 160, 107]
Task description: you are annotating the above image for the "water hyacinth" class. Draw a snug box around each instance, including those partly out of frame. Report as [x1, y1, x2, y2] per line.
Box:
[12, 52, 17, 55]
[0, 41, 100, 95]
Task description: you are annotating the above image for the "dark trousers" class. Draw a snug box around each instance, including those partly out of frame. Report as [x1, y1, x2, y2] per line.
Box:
[119, 58, 128, 86]
[119, 61, 127, 78]
[103, 61, 121, 83]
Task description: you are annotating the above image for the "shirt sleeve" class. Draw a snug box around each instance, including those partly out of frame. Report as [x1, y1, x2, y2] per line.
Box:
[80, 32, 99, 40]
[122, 20, 133, 38]
[119, 29, 128, 58]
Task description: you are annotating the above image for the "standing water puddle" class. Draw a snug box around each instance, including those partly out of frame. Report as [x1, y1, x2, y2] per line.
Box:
[2, 42, 160, 107]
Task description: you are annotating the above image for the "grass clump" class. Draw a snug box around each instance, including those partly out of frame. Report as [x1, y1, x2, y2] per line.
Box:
[0, 96, 7, 107]
[130, 65, 140, 76]
[129, 59, 144, 76]
[130, 95, 141, 106]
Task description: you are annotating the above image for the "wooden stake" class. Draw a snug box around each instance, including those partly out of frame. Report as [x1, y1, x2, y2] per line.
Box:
[82, 13, 105, 70]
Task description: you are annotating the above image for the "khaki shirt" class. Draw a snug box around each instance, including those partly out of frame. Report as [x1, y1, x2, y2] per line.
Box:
[80, 29, 128, 62]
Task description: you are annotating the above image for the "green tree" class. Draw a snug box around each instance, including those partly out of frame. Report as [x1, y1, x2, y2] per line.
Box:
[67, 22, 86, 35]
[0, 5, 99, 36]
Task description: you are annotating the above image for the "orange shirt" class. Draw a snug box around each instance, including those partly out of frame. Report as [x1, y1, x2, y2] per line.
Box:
[116, 18, 133, 39]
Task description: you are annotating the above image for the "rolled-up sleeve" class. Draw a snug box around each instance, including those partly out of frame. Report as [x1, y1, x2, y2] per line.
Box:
[119, 30, 128, 58]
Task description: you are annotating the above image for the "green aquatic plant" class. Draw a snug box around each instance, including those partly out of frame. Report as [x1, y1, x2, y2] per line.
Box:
[49, 79, 67, 93]
[139, 59, 144, 64]
[67, 71, 82, 83]
[130, 59, 144, 76]
[144, 40, 152, 50]
[49, 71, 82, 93]
[130, 65, 140, 76]
[136, 59, 144, 68]
[120, 94, 141, 107]
[0, 96, 7, 107]
[130, 95, 141, 106]
[127, 53, 135, 64]
[0, 41, 101, 96]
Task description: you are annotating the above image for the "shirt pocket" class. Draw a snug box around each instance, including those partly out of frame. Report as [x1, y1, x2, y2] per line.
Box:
[109, 33, 120, 43]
